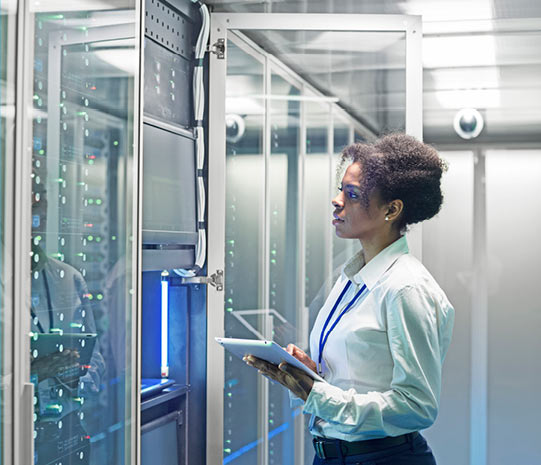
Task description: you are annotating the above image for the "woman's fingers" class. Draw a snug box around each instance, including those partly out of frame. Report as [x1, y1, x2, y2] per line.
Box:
[278, 363, 314, 400]
[244, 355, 283, 380]
[284, 345, 317, 373]
[243, 355, 273, 371]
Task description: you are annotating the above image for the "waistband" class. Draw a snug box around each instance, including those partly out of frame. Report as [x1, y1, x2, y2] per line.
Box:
[312, 431, 419, 459]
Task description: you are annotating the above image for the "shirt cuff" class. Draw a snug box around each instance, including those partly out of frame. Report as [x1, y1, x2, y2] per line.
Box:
[288, 389, 305, 408]
[303, 380, 330, 416]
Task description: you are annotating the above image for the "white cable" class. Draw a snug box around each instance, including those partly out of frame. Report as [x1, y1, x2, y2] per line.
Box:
[174, 1, 209, 278]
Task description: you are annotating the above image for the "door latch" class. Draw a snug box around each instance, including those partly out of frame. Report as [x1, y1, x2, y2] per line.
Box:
[208, 38, 225, 59]
[209, 269, 224, 291]
[181, 269, 224, 291]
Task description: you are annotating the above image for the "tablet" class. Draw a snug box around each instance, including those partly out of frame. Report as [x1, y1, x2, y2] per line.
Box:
[215, 337, 325, 383]
[31, 332, 97, 367]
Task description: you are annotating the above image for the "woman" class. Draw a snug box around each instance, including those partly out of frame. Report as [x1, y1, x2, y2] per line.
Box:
[245, 133, 454, 465]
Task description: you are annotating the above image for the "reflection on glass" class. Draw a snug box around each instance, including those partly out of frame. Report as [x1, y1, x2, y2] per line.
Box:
[333, 114, 360, 273]
[224, 39, 265, 464]
[246, 30, 407, 134]
[222, 27, 408, 465]
[29, 6, 136, 464]
[268, 70, 301, 465]
[305, 97, 331, 315]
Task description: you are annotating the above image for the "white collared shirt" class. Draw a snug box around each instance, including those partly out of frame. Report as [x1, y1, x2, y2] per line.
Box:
[303, 235, 454, 440]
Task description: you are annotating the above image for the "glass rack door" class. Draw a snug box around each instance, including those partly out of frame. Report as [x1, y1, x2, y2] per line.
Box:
[209, 12, 422, 465]
[26, 3, 139, 464]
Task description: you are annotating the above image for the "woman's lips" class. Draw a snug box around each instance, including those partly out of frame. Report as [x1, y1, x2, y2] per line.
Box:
[332, 217, 344, 226]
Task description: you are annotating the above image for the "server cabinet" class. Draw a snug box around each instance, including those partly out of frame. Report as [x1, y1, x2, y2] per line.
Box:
[140, 1, 207, 465]
[13, 2, 143, 464]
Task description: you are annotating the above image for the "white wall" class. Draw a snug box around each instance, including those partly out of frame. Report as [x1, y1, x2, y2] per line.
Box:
[423, 151, 474, 465]
[422, 148, 541, 465]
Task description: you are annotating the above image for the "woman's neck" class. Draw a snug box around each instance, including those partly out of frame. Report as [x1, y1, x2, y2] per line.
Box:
[360, 231, 402, 264]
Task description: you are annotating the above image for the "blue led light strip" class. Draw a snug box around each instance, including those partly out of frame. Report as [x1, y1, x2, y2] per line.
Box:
[161, 272, 169, 377]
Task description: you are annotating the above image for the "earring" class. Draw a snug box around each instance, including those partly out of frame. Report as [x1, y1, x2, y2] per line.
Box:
[385, 216, 389, 221]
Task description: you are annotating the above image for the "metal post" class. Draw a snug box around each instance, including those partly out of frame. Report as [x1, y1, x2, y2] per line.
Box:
[206, 15, 227, 465]
[13, 0, 34, 462]
[470, 149, 488, 465]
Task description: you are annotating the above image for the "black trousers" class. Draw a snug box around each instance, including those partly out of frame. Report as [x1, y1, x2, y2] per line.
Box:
[313, 433, 436, 465]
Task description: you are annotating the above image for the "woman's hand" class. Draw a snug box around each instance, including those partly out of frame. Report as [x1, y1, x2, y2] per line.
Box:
[285, 344, 317, 373]
[243, 355, 314, 401]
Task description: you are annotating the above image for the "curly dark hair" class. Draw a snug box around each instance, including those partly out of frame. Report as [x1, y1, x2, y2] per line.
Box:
[339, 133, 447, 230]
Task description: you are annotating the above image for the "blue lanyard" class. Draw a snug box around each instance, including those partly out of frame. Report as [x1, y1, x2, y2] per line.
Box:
[318, 280, 367, 375]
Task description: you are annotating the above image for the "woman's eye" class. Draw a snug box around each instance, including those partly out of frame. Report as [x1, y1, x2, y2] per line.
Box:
[347, 190, 358, 199]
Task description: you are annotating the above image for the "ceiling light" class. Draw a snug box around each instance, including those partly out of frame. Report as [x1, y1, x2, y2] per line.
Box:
[435, 89, 500, 109]
[398, 0, 492, 22]
[249, 94, 339, 103]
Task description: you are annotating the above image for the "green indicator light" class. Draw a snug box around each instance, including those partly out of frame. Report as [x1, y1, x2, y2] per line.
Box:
[88, 294, 94, 300]
[78, 182, 85, 186]
[77, 111, 87, 116]
[112, 235, 117, 240]
[50, 328, 63, 334]
[76, 253, 84, 257]
[224, 449, 231, 454]
[36, 236, 42, 241]
[226, 307, 233, 313]
[228, 251, 233, 256]
[50, 253, 62, 258]
[228, 240, 235, 245]
[45, 403, 62, 413]
[227, 392, 232, 397]
[39, 149, 45, 155]
[269, 419, 274, 425]
[96, 199, 102, 205]
[45, 14, 64, 19]
[56, 178, 63, 183]
[271, 249, 277, 255]
[113, 141, 119, 146]
[96, 237, 101, 243]
[33, 94, 39, 100]
[271, 258, 276, 264]
[87, 235, 94, 241]
[88, 160, 94, 165]
[97, 294, 103, 300]
[226, 440, 231, 444]
[88, 198, 94, 205]
[80, 26, 87, 31]
[227, 298, 233, 304]
[70, 322, 83, 328]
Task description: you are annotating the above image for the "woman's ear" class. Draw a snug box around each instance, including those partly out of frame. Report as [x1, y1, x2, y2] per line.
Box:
[385, 199, 404, 222]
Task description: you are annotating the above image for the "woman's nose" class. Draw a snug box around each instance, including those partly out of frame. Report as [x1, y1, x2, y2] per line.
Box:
[332, 194, 343, 209]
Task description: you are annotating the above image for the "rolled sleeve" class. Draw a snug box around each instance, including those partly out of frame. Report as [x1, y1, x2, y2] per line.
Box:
[303, 285, 448, 437]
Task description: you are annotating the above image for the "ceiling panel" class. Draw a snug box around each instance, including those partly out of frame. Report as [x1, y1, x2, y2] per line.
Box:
[206, 0, 541, 144]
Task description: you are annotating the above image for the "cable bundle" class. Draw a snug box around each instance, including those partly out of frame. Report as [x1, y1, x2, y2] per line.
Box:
[174, 1, 209, 278]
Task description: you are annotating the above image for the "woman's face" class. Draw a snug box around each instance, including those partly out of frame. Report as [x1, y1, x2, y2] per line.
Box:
[331, 162, 387, 240]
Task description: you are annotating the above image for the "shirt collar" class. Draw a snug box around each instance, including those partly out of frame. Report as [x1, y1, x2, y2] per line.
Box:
[342, 235, 409, 290]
